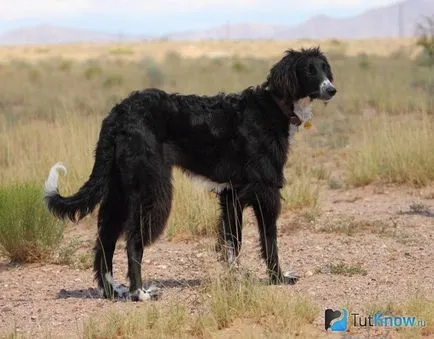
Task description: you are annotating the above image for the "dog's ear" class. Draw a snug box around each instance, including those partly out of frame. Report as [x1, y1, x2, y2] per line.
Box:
[263, 49, 300, 103]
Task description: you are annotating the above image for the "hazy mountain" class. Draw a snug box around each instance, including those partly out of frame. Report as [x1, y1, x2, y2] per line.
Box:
[171, 0, 434, 40]
[0, 0, 433, 44]
[0, 25, 138, 45]
[275, 0, 434, 39]
[168, 23, 287, 40]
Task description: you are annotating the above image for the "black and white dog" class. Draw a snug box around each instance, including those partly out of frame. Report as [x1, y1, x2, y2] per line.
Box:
[44, 47, 336, 301]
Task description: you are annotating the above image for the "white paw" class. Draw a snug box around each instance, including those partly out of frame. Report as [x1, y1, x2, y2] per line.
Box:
[283, 271, 299, 285]
[129, 285, 161, 301]
[115, 284, 129, 298]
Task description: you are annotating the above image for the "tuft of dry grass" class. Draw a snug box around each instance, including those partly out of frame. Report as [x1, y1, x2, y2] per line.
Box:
[166, 170, 219, 240]
[366, 297, 434, 338]
[57, 237, 93, 269]
[0, 183, 64, 262]
[83, 273, 320, 338]
[316, 262, 368, 276]
[408, 201, 431, 215]
[312, 215, 395, 236]
[346, 113, 434, 187]
[282, 141, 321, 212]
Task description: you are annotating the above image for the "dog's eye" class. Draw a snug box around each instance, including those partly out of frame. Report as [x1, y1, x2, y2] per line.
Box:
[308, 64, 317, 75]
[322, 63, 327, 71]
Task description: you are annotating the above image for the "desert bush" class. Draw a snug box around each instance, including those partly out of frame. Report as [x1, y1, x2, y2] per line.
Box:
[108, 47, 135, 56]
[358, 54, 371, 69]
[59, 59, 73, 72]
[416, 15, 434, 67]
[0, 183, 63, 262]
[102, 74, 124, 88]
[83, 64, 103, 80]
[142, 57, 165, 88]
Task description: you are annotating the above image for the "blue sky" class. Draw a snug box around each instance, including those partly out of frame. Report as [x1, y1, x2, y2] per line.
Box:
[0, 0, 400, 36]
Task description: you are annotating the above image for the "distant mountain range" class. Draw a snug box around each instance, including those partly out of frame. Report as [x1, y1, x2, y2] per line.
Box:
[0, 0, 433, 45]
[170, 0, 434, 40]
[0, 25, 139, 45]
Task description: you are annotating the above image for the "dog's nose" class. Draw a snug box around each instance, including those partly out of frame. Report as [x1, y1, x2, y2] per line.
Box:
[327, 86, 337, 97]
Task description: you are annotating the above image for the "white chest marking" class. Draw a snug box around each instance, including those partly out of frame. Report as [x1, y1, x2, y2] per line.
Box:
[294, 97, 313, 122]
[289, 97, 313, 144]
[288, 124, 298, 144]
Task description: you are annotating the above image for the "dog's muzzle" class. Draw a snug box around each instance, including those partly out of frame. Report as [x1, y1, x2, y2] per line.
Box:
[319, 79, 337, 101]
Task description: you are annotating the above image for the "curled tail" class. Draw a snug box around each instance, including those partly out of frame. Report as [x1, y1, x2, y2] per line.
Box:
[44, 118, 115, 222]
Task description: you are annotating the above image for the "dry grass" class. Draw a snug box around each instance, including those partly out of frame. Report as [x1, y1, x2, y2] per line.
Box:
[0, 114, 100, 188]
[365, 297, 434, 338]
[0, 43, 433, 251]
[316, 262, 368, 276]
[346, 113, 434, 187]
[0, 38, 418, 63]
[166, 170, 219, 240]
[0, 183, 64, 262]
[1, 39, 434, 339]
[57, 237, 93, 269]
[312, 215, 397, 236]
[83, 273, 320, 338]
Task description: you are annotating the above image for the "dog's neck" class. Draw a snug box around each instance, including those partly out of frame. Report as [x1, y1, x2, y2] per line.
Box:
[270, 94, 302, 127]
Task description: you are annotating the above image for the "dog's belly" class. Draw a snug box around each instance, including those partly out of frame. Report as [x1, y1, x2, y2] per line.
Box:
[185, 171, 230, 193]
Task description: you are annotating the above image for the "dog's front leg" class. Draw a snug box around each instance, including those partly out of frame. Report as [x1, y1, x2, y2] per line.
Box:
[252, 186, 298, 285]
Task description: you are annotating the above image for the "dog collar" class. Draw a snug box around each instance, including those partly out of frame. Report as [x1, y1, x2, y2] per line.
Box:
[271, 94, 302, 127]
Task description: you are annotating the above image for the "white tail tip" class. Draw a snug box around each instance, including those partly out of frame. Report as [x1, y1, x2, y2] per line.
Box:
[44, 162, 67, 196]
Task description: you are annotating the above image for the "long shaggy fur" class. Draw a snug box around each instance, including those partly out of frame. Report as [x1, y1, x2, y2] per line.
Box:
[44, 47, 335, 299]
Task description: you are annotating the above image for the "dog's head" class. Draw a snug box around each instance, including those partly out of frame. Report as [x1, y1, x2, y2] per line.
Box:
[265, 47, 336, 103]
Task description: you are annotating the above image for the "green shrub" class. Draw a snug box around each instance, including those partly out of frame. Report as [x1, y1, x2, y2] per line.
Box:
[416, 15, 434, 67]
[103, 74, 124, 88]
[0, 183, 63, 262]
[59, 59, 73, 72]
[141, 57, 165, 88]
[108, 47, 135, 56]
[83, 64, 103, 80]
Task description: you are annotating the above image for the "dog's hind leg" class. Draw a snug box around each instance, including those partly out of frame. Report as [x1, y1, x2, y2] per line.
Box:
[124, 175, 172, 301]
[118, 130, 173, 301]
[93, 171, 128, 299]
[218, 189, 245, 267]
[251, 186, 298, 285]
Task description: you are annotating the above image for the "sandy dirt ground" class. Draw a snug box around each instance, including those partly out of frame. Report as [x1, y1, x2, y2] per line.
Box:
[0, 184, 433, 338]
